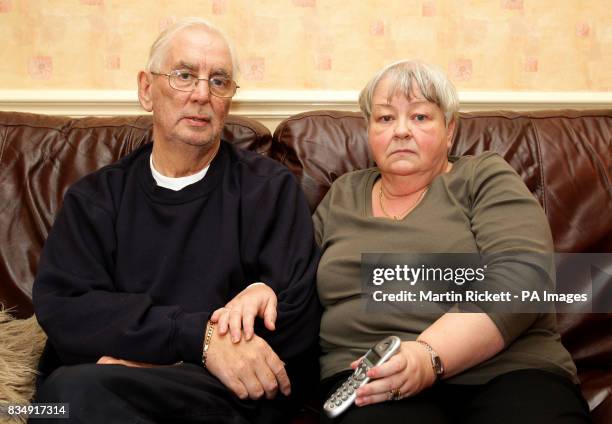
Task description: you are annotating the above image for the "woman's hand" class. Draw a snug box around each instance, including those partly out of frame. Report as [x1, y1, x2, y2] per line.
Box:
[210, 283, 277, 343]
[351, 341, 436, 406]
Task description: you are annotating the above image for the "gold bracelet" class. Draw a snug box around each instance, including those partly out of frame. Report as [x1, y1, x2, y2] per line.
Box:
[202, 320, 215, 368]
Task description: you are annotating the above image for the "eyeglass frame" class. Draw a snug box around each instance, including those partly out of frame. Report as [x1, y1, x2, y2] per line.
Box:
[150, 70, 239, 98]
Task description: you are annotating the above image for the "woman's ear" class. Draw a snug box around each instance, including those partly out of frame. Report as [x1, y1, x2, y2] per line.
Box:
[446, 118, 457, 150]
[137, 71, 153, 112]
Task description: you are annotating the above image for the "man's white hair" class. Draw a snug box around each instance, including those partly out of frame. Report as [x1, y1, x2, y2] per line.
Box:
[146, 17, 238, 77]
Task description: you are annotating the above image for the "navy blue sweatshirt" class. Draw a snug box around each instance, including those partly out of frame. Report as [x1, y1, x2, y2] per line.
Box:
[33, 141, 321, 370]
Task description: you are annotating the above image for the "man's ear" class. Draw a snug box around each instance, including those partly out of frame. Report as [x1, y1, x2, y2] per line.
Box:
[137, 71, 153, 112]
[446, 118, 456, 150]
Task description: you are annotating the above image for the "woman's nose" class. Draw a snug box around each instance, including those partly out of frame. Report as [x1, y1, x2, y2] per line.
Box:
[393, 118, 412, 138]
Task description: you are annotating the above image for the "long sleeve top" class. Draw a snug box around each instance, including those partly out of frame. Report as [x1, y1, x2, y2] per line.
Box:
[313, 152, 577, 384]
[33, 142, 321, 371]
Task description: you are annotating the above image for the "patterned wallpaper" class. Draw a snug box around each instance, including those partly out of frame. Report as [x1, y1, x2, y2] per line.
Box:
[0, 0, 610, 91]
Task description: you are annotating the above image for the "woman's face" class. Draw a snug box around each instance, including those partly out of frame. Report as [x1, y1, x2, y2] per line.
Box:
[368, 76, 455, 178]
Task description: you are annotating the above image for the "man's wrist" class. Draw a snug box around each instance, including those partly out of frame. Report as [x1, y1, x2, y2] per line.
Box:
[202, 320, 215, 368]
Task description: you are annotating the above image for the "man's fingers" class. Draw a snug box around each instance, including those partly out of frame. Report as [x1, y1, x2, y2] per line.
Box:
[253, 364, 279, 399]
[206, 329, 287, 401]
[266, 352, 291, 396]
[96, 356, 155, 368]
[223, 373, 249, 400]
[97, 355, 117, 364]
[120, 359, 155, 368]
[238, 366, 266, 400]
[98, 356, 133, 367]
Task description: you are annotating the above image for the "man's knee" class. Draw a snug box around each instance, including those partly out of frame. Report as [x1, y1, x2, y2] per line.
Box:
[36, 364, 120, 403]
[33, 364, 154, 424]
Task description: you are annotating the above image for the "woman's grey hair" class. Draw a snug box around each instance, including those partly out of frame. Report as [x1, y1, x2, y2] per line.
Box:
[358, 60, 459, 126]
[146, 17, 238, 77]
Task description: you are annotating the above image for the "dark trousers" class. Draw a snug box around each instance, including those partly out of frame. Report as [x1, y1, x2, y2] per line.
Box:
[320, 369, 592, 424]
[32, 362, 298, 424]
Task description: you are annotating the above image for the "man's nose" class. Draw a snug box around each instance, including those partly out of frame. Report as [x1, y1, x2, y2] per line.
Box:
[190, 79, 211, 103]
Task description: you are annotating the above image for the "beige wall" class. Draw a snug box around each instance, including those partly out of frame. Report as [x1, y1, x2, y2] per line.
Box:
[1, 0, 611, 92]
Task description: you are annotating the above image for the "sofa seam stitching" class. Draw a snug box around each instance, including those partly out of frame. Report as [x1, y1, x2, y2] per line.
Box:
[237, 123, 268, 154]
[0, 121, 152, 132]
[459, 112, 612, 121]
[274, 123, 288, 164]
[281, 112, 364, 123]
[0, 125, 6, 164]
[529, 118, 548, 214]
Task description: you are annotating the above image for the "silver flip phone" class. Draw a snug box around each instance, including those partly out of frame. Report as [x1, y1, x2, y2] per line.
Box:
[323, 335, 401, 418]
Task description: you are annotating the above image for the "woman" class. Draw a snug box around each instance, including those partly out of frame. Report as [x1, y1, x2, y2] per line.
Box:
[312, 60, 590, 423]
[211, 60, 591, 423]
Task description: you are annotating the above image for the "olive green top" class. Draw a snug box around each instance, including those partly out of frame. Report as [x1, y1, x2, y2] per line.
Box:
[313, 152, 578, 384]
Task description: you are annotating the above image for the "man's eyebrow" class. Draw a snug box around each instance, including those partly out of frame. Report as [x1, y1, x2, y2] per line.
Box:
[173, 61, 197, 71]
[210, 68, 232, 78]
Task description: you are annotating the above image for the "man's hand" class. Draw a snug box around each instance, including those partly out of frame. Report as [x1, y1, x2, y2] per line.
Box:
[205, 325, 290, 400]
[97, 356, 157, 368]
[210, 283, 277, 343]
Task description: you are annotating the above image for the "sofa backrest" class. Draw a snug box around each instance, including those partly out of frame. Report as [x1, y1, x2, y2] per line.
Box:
[0, 111, 272, 318]
[273, 110, 612, 253]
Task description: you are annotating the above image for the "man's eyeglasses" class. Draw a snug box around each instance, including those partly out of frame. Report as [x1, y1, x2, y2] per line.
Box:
[150, 70, 239, 98]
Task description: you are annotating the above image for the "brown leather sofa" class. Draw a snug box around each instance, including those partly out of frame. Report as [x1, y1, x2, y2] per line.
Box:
[1, 109, 610, 422]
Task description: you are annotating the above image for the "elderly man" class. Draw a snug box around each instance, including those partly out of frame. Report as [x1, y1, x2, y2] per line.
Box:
[32, 18, 320, 424]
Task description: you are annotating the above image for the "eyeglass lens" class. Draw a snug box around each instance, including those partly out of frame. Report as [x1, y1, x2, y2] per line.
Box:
[169, 73, 236, 97]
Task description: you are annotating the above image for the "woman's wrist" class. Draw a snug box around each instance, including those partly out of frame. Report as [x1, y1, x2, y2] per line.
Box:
[416, 339, 445, 381]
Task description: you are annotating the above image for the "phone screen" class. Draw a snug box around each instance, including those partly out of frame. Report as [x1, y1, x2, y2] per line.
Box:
[364, 348, 382, 366]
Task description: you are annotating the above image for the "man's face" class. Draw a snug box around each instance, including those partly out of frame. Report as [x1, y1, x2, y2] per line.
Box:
[139, 27, 233, 151]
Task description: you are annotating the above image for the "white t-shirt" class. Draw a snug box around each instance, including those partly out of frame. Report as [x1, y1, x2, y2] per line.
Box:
[150, 154, 209, 191]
